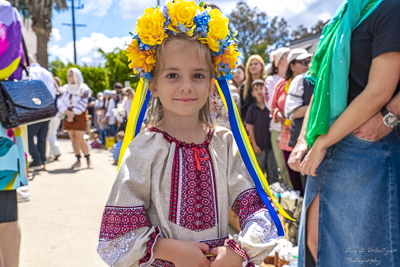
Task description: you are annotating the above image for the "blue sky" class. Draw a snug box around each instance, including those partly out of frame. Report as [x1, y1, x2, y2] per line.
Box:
[48, 0, 343, 66]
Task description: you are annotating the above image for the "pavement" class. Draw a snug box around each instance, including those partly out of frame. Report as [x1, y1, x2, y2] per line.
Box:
[19, 139, 114, 267]
[18, 139, 274, 267]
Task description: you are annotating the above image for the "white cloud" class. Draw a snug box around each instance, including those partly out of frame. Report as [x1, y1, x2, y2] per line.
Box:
[118, 0, 155, 20]
[79, 0, 113, 17]
[50, 28, 61, 43]
[49, 32, 131, 66]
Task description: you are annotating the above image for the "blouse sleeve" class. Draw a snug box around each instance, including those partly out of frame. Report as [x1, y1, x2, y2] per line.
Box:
[284, 75, 305, 120]
[224, 131, 278, 266]
[97, 133, 164, 267]
[56, 93, 68, 114]
[264, 76, 274, 111]
[270, 78, 283, 123]
[72, 87, 90, 115]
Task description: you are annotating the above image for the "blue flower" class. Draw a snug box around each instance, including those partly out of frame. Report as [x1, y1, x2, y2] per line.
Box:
[137, 37, 151, 51]
[194, 10, 210, 37]
[162, 5, 171, 30]
[177, 22, 187, 33]
[131, 33, 152, 51]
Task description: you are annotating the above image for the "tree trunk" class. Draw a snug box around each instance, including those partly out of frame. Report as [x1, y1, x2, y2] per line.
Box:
[30, 3, 52, 69]
[32, 25, 50, 68]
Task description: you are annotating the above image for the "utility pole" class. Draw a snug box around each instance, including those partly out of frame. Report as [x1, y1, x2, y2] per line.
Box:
[62, 0, 86, 64]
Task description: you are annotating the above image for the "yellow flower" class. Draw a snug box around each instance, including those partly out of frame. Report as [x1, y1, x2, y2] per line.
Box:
[126, 39, 156, 73]
[199, 9, 229, 53]
[208, 9, 229, 41]
[167, 0, 200, 35]
[213, 44, 240, 78]
[136, 7, 167, 46]
[200, 35, 220, 52]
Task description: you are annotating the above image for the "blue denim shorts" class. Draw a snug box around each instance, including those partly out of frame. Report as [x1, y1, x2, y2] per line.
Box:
[298, 127, 400, 266]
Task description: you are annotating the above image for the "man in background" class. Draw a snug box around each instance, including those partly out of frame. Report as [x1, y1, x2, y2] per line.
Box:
[26, 55, 57, 170]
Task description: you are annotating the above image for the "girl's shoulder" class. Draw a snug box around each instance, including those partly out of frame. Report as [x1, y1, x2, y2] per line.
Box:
[126, 128, 170, 154]
[210, 126, 236, 147]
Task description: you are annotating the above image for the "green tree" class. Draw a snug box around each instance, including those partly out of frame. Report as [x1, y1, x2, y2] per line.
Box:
[98, 48, 139, 90]
[291, 20, 329, 40]
[50, 62, 109, 96]
[12, 0, 68, 68]
[229, 1, 289, 64]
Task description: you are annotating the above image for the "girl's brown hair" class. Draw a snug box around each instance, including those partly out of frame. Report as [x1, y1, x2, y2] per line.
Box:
[147, 34, 215, 127]
[243, 55, 267, 100]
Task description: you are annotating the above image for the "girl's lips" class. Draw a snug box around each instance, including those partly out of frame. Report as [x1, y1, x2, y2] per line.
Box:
[175, 98, 196, 102]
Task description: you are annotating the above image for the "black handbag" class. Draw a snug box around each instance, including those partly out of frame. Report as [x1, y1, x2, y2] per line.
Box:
[0, 79, 56, 129]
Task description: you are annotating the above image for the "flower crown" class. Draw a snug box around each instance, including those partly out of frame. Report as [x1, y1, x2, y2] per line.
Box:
[126, 0, 240, 80]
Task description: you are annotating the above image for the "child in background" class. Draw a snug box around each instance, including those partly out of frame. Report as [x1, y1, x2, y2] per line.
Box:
[97, 107, 109, 148]
[112, 131, 124, 165]
[245, 80, 279, 185]
[97, 2, 278, 266]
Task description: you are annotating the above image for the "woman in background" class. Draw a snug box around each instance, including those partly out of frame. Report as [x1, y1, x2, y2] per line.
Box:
[240, 55, 267, 121]
[265, 47, 292, 187]
[57, 68, 93, 169]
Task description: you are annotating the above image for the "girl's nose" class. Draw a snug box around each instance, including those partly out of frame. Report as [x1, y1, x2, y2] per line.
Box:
[180, 77, 193, 93]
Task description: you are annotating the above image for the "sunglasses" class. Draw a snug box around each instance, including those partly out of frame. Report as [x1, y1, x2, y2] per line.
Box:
[294, 59, 311, 66]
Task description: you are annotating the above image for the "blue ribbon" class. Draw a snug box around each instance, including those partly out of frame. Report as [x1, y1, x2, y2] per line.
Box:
[217, 78, 284, 236]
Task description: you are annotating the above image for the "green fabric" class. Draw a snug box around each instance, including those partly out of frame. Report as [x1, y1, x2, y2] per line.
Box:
[305, 0, 385, 147]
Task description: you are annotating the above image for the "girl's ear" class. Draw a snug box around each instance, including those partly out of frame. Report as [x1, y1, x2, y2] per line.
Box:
[149, 80, 158, 97]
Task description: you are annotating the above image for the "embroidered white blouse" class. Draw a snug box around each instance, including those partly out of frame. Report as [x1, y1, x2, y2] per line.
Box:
[97, 127, 278, 267]
[57, 84, 92, 115]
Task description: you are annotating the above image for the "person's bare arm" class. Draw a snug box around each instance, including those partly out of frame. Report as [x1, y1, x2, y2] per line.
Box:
[300, 52, 400, 176]
[292, 105, 308, 119]
[387, 92, 400, 116]
[353, 91, 400, 140]
[288, 98, 312, 172]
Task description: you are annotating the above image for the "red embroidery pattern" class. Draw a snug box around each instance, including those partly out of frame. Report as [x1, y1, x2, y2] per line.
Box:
[99, 205, 149, 240]
[169, 147, 180, 224]
[149, 127, 218, 232]
[151, 259, 175, 267]
[225, 239, 255, 267]
[199, 235, 228, 249]
[231, 188, 266, 229]
[139, 227, 161, 265]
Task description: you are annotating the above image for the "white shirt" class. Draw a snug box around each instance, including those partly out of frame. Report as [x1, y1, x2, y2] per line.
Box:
[25, 63, 57, 99]
[264, 74, 282, 132]
[284, 74, 305, 121]
[106, 98, 116, 125]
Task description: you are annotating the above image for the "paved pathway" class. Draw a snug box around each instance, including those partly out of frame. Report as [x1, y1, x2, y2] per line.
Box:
[19, 139, 114, 267]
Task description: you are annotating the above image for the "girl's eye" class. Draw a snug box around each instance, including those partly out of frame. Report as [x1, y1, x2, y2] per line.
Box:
[194, 73, 205, 79]
[166, 73, 178, 79]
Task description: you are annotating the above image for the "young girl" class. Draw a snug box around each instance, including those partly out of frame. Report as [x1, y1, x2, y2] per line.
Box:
[98, 2, 279, 266]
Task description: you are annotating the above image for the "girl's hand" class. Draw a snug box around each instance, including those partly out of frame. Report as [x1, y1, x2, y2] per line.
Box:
[300, 136, 328, 177]
[277, 111, 286, 124]
[173, 241, 210, 267]
[288, 139, 309, 172]
[209, 246, 243, 267]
